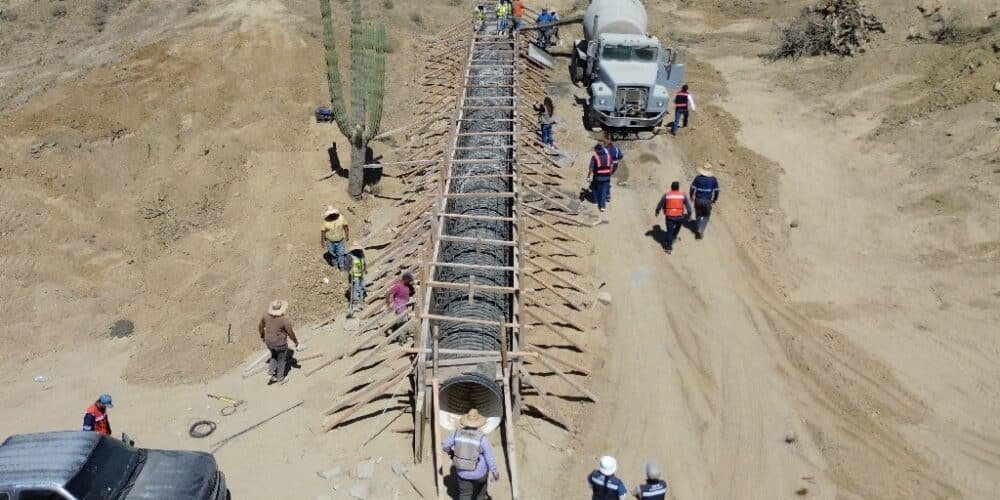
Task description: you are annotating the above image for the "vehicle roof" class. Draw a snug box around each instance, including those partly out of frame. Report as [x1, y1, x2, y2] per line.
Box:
[600, 33, 660, 46]
[0, 432, 99, 488]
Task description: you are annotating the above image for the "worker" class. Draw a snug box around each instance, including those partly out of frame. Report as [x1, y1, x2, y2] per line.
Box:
[443, 409, 499, 500]
[258, 299, 299, 384]
[536, 8, 555, 49]
[633, 462, 669, 499]
[588, 137, 623, 212]
[671, 84, 696, 136]
[346, 242, 367, 318]
[82, 394, 114, 435]
[496, 0, 510, 35]
[550, 9, 561, 44]
[385, 271, 415, 316]
[533, 96, 556, 149]
[588, 456, 628, 500]
[320, 206, 350, 270]
[474, 5, 485, 32]
[689, 162, 720, 239]
[511, 0, 525, 33]
[654, 181, 692, 254]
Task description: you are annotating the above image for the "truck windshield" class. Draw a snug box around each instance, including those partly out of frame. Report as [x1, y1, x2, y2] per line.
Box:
[601, 45, 659, 62]
[64, 438, 142, 499]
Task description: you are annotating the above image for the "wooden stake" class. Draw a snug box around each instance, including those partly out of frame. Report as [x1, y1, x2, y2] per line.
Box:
[532, 354, 599, 403]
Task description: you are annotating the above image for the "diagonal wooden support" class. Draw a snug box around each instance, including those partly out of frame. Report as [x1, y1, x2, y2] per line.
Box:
[525, 345, 590, 374]
[518, 367, 574, 432]
[322, 361, 415, 430]
[345, 319, 415, 375]
[523, 310, 586, 352]
[531, 353, 599, 403]
[526, 298, 586, 332]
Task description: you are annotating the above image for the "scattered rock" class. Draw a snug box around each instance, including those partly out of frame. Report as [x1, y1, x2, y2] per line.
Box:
[785, 431, 797, 443]
[356, 460, 375, 479]
[319, 465, 342, 480]
[789, 219, 800, 228]
[796, 487, 809, 495]
[916, 1, 940, 17]
[597, 291, 612, 304]
[349, 482, 369, 500]
[110, 319, 135, 338]
[993, 82, 1000, 93]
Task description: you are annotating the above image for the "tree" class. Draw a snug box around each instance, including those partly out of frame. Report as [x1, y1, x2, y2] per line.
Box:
[319, 0, 387, 198]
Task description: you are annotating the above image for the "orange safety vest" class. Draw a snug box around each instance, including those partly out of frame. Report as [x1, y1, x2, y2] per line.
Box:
[592, 151, 614, 176]
[85, 404, 111, 435]
[512, 0, 524, 17]
[663, 190, 686, 218]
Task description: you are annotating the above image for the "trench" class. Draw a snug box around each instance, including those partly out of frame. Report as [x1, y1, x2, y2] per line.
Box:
[432, 32, 515, 434]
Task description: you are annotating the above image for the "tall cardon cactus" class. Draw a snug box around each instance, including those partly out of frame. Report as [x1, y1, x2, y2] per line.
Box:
[319, 0, 387, 198]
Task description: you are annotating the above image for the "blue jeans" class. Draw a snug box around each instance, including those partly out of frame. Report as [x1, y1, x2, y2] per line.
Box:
[349, 277, 366, 313]
[325, 239, 345, 269]
[497, 18, 508, 33]
[540, 123, 553, 146]
[671, 108, 689, 135]
[665, 217, 685, 250]
[591, 179, 610, 210]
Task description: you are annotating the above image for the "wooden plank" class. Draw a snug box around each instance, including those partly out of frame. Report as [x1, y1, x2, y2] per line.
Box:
[426, 280, 517, 294]
[502, 372, 521, 500]
[523, 312, 587, 352]
[526, 297, 586, 332]
[525, 273, 581, 311]
[526, 345, 589, 374]
[421, 313, 521, 329]
[414, 389, 426, 464]
[324, 362, 413, 417]
[403, 347, 538, 358]
[345, 319, 414, 375]
[529, 247, 587, 277]
[440, 191, 516, 199]
[532, 354, 599, 403]
[438, 235, 516, 247]
[432, 378, 447, 500]
[517, 367, 574, 432]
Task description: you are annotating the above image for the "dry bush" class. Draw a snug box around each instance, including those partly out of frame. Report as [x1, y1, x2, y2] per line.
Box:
[409, 12, 423, 26]
[767, 0, 884, 60]
[382, 0, 394, 9]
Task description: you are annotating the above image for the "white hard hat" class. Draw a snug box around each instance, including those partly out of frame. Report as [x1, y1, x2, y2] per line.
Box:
[598, 456, 618, 475]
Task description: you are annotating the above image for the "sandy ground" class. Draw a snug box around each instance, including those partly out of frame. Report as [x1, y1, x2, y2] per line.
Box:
[2, 0, 999, 498]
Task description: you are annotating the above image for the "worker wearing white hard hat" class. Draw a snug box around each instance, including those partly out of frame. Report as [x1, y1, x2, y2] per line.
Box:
[588, 455, 628, 499]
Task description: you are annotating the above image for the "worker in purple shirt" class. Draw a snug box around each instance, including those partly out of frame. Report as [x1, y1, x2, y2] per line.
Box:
[443, 409, 499, 500]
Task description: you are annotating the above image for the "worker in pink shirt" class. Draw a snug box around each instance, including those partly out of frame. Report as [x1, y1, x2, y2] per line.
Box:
[386, 272, 415, 315]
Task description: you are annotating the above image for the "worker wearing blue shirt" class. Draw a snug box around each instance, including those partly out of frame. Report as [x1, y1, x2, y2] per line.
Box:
[588, 138, 623, 212]
[689, 162, 720, 238]
[589, 456, 628, 499]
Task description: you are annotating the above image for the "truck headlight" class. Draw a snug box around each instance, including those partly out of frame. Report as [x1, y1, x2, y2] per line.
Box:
[599, 98, 606, 106]
[657, 101, 664, 107]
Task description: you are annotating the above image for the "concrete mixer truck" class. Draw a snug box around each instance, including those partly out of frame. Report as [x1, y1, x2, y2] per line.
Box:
[570, 0, 685, 131]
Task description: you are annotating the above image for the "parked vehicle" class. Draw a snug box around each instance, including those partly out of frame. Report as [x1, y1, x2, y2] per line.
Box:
[0, 431, 229, 499]
[570, 0, 685, 130]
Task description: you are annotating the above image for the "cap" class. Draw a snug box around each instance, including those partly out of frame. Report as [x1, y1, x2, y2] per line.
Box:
[645, 462, 661, 480]
[99, 394, 114, 408]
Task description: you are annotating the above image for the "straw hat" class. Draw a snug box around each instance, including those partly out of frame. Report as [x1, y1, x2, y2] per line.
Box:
[645, 462, 662, 480]
[267, 300, 288, 317]
[323, 206, 340, 217]
[698, 162, 714, 177]
[459, 409, 486, 428]
[348, 242, 364, 253]
[598, 455, 618, 475]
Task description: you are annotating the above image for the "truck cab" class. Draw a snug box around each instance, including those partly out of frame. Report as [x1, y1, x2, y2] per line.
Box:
[0, 432, 229, 500]
[573, 33, 685, 130]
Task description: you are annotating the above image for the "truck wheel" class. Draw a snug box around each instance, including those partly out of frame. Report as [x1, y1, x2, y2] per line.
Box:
[570, 58, 583, 85]
[583, 107, 596, 131]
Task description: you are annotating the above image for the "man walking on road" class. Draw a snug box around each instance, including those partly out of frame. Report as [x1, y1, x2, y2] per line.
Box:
[320, 206, 349, 270]
[654, 181, 692, 254]
[82, 394, 114, 435]
[689, 162, 720, 239]
[588, 456, 628, 499]
[633, 462, 669, 499]
[588, 137, 623, 212]
[671, 84, 696, 136]
[443, 409, 499, 500]
[258, 299, 299, 384]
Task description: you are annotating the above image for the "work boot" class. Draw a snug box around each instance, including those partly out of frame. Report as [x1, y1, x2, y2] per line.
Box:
[268, 375, 278, 385]
[666, 247, 673, 255]
[695, 231, 703, 240]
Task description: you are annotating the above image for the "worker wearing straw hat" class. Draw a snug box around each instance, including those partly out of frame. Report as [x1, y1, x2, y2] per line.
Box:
[588, 455, 627, 499]
[443, 409, 499, 500]
[320, 206, 350, 270]
[689, 162, 720, 239]
[258, 299, 299, 384]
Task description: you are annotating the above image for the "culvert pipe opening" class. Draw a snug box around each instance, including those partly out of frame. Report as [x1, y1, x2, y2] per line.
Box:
[438, 372, 505, 433]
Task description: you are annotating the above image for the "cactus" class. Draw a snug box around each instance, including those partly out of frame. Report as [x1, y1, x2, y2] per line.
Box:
[319, 0, 387, 198]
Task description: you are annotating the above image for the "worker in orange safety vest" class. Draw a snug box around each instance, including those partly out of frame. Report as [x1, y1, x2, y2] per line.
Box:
[82, 393, 114, 435]
[654, 181, 692, 254]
